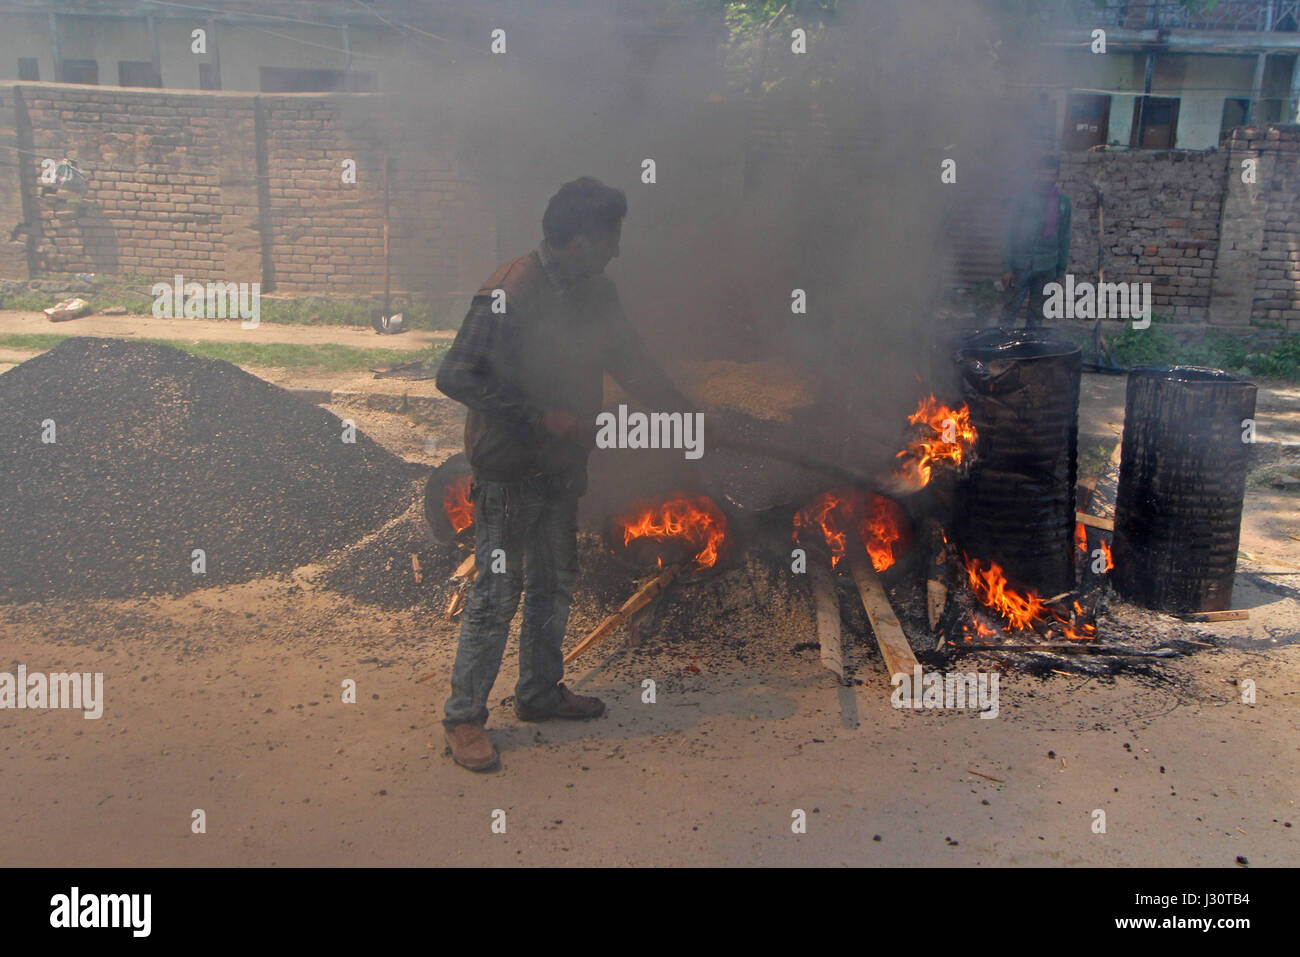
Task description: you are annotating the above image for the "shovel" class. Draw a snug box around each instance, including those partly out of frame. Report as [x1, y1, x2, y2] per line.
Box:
[372, 154, 404, 335]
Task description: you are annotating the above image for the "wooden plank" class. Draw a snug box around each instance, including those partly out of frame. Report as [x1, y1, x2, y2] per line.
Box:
[1178, 610, 1249, 622]
[564, 563, 682, 666]
[1075, 512, 1114, 531]
[808, 553, 845, 682]
[844, 545, 919, 680]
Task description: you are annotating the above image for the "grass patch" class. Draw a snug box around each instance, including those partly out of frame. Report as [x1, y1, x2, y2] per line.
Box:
[0, 333, 446, 372]
[1, 279, 466, 331]
[0, 333, 75, 351]
[157, 340, 441, 372]
[1107, 326, 1300, 380]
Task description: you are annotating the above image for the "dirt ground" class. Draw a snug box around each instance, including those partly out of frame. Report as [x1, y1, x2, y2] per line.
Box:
[1, 314, 1297, 867]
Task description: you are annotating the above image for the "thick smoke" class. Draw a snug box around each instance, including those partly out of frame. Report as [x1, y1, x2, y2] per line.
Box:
[378, 1, 1050, 514]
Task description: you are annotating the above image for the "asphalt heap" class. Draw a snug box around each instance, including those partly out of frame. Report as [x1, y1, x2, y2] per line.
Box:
[0, 338, 423, 602]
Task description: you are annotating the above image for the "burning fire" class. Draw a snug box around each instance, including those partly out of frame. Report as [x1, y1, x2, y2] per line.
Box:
[1074, 523, 1114, 572]
[793, 491, 849, 565]
[964, 557, 1047, 632]
[793, 489, 907, 572]
[962, 554, 1096, 641]
[860, 494, 906, 573]
[617, 494, 727, 569]
[963, 620, 998, 642]
[894, 395, 977, 489]
[443, 475, 475, 535]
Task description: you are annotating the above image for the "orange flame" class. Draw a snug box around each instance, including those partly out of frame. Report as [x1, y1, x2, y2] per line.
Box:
[443, 475, 474, 535]
[1099, 539, 1114, 573]
[1074, 521, 1088, 554]
[963, 554, 1096, 640]
[793, 490, 852, 567]
[964, 556, 1047, 632]
[963, 620, 998, 643]
[894, 395, 977, 489]
[794, 490, 908, 572]
[617, 494, 727, 569]
[859, 494, 906, 573]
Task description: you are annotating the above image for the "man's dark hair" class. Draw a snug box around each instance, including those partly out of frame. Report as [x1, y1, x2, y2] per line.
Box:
[542, 176, 627, 247]
[1039, 154, 1061, 172]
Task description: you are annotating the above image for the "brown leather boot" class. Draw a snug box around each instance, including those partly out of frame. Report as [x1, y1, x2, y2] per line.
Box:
[444, 722, 500, 772]
[515, 683, 606, 722]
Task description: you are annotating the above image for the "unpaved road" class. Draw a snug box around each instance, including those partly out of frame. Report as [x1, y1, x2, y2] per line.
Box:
[0, 582, 1295, 867]
[0, 328, 1297, 867]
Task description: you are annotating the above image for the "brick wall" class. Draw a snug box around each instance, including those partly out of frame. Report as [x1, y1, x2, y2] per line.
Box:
[942, 136, 1300, 332]
[0, 82, 495, 300]
[1058, 149, 1226, 322]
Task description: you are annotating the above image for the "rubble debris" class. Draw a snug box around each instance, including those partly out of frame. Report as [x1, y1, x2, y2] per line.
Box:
[43, 297, 90, 322]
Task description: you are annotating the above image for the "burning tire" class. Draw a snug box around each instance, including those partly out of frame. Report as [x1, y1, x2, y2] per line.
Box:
[602, 492, 737, 584]
[423, 453, 475, 546]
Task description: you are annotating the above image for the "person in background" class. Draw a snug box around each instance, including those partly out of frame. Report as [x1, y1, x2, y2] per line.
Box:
[1001, 154, 1071, 328]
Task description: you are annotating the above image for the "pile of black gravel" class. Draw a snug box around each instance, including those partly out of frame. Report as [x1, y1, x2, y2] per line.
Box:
[0, 337, 424, 601]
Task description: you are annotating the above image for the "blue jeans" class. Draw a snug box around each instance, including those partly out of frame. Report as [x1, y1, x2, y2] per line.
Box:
[443, 474, 579, 729]
[1002, 269, 1053, 327]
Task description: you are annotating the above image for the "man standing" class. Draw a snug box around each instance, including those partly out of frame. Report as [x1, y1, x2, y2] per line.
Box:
[1001, 154, 1072, 328]
[435, 176, 692, 772]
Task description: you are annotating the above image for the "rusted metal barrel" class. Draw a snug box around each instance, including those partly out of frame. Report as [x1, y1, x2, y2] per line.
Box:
[954, 336, 1081, 595]
[1112, 367, 1257, 614]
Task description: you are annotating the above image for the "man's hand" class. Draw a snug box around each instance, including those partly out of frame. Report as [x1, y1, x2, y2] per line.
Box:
[540, 409, 578, 438]
[1001, 271, 1015, 291]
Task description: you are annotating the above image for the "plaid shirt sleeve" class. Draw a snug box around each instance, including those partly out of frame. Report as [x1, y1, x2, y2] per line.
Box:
[435, 294, 543, 431]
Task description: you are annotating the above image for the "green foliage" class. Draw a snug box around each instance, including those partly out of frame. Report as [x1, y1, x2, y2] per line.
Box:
[1078, 440, 1114, 479]
[1107, 327, 1300, 381]
[1106, 325, 1182, 367]
[1244, 335, 1300, 379]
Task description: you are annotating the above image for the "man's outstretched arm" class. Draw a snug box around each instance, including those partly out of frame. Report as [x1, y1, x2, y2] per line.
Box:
[601, 285, 692, 411]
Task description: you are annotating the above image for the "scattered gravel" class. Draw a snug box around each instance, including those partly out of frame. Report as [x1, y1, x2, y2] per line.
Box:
[0, 337, 423, 601]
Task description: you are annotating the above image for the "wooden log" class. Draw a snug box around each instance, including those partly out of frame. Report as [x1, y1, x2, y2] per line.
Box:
[564, 563, 683, 666]
[445, 551, 478, 619]
[926, 580, 948, 633]
[451, 552, 476, 580]
[1178, 609, 1249, 622]
[808, 552, 845, 682]
[844, 541, 919, 680]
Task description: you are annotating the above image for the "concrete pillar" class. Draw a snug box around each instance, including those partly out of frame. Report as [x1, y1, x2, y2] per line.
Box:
[1210, 132, 1270, 325]
[1288, 53, 1300, 122]
[1246, 52, 1267, 125]
[212, 96, 263, 283]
